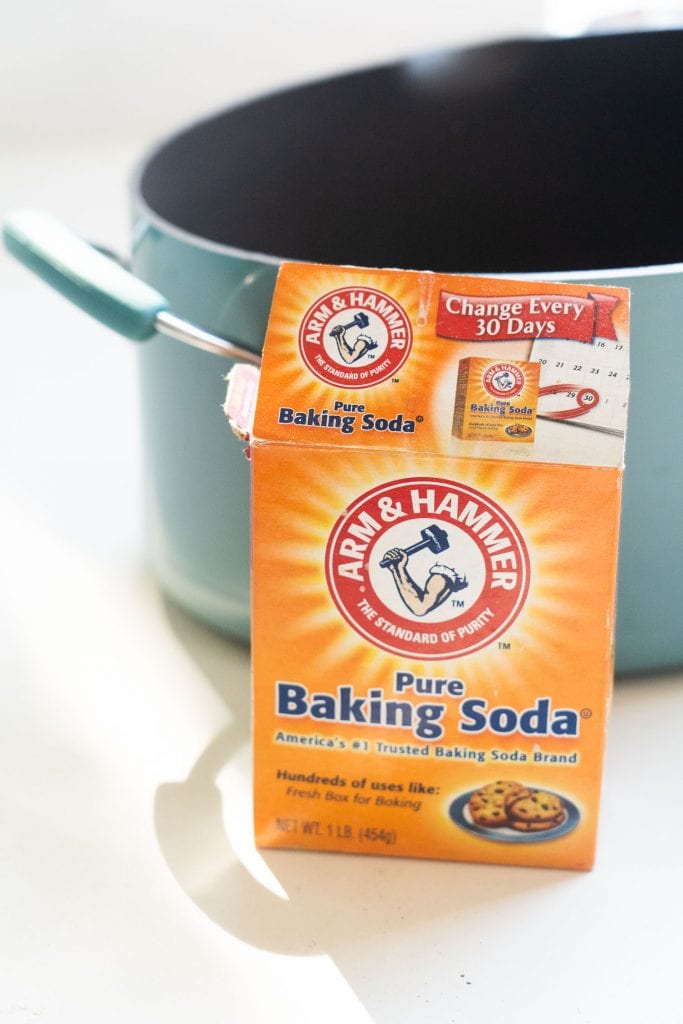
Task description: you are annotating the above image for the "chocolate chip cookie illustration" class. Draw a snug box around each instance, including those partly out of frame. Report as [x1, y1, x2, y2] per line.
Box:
[468, 780, 527, 827]
[454, 780, 577, 843]
[468, 794, 508, 828]
[479, 780, 527, 800]
[506, 790, 564, 825]
[509, 816, 565, 833]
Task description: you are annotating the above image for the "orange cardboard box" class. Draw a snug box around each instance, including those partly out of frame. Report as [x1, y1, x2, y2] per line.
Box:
[227, 264, 630, 870]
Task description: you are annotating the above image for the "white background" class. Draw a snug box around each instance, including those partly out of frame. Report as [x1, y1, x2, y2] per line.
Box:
[2, 3, 683, 1023]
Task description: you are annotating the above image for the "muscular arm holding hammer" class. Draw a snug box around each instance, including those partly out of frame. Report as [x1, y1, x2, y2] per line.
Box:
[380, 524, 468, 617]
[329, 314, 378, 365]
[382, 548, 455, 617]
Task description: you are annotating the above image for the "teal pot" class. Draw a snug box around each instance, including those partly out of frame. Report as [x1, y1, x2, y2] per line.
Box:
[6, 30, 683, 674]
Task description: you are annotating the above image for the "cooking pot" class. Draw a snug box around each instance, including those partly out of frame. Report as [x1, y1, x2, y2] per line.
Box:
[5, 30, 683, 675]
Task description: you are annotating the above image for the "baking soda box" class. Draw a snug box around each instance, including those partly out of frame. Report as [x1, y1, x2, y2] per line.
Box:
[226, 264, 630, 870]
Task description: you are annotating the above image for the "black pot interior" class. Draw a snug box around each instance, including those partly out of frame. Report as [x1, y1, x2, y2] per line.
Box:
[140, 31, 683, 273]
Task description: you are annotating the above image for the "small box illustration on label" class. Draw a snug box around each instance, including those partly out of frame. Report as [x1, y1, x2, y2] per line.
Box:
[453, 357, 540, 442]
[225, 265, 630, 871]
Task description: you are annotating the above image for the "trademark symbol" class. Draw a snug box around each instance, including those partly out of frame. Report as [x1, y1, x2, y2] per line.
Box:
[580, 708, 592, 719]
[392, 377, 400, 384]
[452, 599, 465, 608]
[416, 415, 424, 423]
[498, 641, 511, 650]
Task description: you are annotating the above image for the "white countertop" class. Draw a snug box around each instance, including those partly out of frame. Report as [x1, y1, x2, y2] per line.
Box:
[2, 19, 683, 1019]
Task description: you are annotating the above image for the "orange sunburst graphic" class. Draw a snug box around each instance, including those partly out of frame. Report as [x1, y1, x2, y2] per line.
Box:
[252, 444, 620, 736]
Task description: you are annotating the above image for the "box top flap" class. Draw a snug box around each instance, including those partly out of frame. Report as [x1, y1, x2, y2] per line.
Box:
[229, 263, 630, 469]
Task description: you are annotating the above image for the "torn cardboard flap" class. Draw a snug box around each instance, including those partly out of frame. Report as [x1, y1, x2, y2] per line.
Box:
[224, 363, 260, 446]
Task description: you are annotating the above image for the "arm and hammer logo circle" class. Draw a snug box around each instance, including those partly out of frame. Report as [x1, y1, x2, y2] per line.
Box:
[483, 362, 525, 399]
[325, 477, 530, 659]
[298, 286, 413, 388]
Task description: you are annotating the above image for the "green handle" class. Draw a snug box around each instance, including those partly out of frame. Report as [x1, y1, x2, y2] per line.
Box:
[3, 208, 169, 341]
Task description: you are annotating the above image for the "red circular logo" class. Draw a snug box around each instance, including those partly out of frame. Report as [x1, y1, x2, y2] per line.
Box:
[483, 362, 525, 399]
[325, 477, 530, 659]
[298, 286, 412, 388]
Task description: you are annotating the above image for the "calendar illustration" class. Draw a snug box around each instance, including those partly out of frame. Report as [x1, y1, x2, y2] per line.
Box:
[439, 281, 630, 464]
[530, 334, 629, 437]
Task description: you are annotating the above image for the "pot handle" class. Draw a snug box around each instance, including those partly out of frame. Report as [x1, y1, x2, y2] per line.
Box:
[2, 208, 261, 365]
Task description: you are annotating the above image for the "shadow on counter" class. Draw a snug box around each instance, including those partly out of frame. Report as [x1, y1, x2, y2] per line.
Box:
[153, 597, 580, 960]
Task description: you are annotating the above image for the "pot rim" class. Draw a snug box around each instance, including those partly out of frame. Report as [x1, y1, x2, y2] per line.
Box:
[129, 36, 683, 283]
